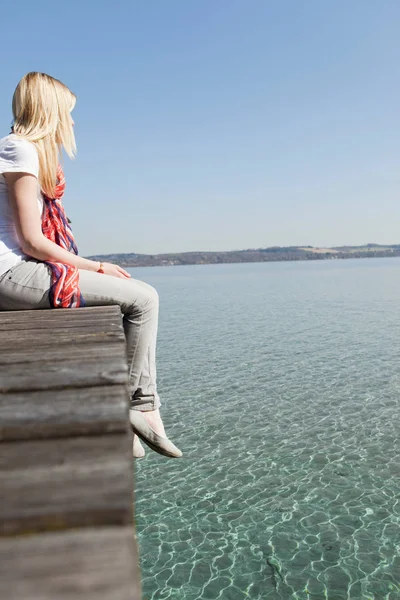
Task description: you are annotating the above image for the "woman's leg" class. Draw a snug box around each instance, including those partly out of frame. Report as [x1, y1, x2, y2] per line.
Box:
[0, 260, 52, 310]
[78, 270, 161, 401]
[78, 270, 166, 437]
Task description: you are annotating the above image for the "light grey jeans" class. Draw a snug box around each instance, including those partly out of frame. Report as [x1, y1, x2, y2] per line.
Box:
[0, 259, 161, 411]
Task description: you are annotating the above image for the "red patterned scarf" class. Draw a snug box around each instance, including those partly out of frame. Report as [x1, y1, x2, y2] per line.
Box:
[41, 165, 85, 308]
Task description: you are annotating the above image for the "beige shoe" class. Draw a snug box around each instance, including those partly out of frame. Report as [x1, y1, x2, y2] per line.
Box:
[133, 434, 146, 459]
[129, 410, 182, 458]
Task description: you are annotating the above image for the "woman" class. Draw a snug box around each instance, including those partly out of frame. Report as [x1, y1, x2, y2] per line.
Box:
[0, 72, 182, 459]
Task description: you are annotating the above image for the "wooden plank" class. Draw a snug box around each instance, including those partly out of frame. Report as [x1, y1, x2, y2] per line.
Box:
[0, 315, 123, 331]
[0, 434, 133, 536]
[1, 320, 125, 351]
[0, 357, 129, 393]
[0, 330, 124, 347]
[0, 307, 129, 391]
[0, 526, 140, 600]
[0, 340, 126, 364]
[0, 305, 123, 326]
[0, 385, 129, 441]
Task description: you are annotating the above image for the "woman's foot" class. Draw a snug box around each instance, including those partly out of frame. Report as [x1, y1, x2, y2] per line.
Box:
[141, 409, 166, 438]
[132, 434, 145, 459]
[129, 410, 182, 458]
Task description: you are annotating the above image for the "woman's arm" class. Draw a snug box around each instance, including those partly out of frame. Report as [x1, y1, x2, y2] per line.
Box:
[5, 172, 130, 278]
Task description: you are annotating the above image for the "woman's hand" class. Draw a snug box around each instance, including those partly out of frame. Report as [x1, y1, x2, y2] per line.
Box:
[101, 262, 131, 279]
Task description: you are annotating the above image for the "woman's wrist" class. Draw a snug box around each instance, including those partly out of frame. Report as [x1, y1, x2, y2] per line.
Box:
[86, 260, 102, 272]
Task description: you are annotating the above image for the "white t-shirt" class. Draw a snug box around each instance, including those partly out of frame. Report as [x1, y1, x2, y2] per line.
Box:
[0, 134, 44, 276]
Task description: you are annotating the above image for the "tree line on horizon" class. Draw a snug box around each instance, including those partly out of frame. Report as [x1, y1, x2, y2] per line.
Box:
[86, 244, 400, 268]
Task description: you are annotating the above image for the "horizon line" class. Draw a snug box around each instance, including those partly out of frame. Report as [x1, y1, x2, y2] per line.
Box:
[85, 242, 400, 257]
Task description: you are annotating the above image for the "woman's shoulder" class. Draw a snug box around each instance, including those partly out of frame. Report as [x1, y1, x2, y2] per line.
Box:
[0, 134, 39, 176]
[0, 133, 37, 155]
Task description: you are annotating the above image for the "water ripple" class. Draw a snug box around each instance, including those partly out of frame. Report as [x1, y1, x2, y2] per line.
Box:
[134, 260, 400, 599]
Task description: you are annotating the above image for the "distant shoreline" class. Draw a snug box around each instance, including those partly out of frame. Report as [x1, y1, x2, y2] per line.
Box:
[86, 244, 400, 268]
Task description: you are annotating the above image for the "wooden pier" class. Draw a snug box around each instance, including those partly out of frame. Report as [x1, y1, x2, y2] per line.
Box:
[0, 306, 141, 599]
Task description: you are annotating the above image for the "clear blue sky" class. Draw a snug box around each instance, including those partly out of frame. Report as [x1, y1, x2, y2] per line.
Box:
[1, 1, 399, 255]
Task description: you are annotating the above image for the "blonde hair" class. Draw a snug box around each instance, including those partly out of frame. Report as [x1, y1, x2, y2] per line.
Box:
[12, 72, 76, 198]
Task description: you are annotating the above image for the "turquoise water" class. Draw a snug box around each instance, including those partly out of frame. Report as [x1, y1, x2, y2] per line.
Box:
[131, 259, 400, 600]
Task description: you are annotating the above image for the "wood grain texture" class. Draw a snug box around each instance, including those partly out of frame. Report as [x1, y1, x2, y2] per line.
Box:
[0, 527, 141, 600]
[0, 306, 129, 393]
[0, 385, 129, 441]
[0, 434, 134, 536]
[0, 305, 124, 328]
[0, 331, 125, 350]
[0, 359, 129, 393]
[1, 341, 126, 364]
